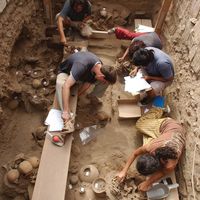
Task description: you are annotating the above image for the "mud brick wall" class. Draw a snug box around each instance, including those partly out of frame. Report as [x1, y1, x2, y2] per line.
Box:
[0, 0, 35, 98]
[162, 0, 200, 199]
[0, 0, 35, 128]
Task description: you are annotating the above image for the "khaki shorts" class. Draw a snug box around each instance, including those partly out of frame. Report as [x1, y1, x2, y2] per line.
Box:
[55, 73, 109, 110]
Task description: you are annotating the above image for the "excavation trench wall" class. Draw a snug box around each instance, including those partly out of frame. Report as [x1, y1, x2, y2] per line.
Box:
[162, 0, 200, 199]
[0, 0, 35, 126]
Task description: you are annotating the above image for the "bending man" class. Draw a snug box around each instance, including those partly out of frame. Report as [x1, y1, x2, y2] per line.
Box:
[57, 0, 91, 45]
[54, 51, 117, 123]
[118, 32, 162, 62]
[117, 107, 185, 191]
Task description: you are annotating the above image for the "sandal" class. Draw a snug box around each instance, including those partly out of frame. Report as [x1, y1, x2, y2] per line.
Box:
[46, 131, 65, 147]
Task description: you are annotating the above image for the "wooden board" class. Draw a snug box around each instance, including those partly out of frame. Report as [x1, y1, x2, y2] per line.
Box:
[43, 0, 53, 25]
[118, 99, 141, 118]
[32, 134, 73, 200]
[32, 85, 78, 200]
[155, 0, 173, 35]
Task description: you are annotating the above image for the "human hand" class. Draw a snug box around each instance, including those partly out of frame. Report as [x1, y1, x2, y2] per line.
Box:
[61, 112, 71, 122]
[60, 36, 67, 46]
[138, 181, 151, 192]
[116, 171, 126, 183]
[118, 57, 125, 62]
[129, 68, 138, 77]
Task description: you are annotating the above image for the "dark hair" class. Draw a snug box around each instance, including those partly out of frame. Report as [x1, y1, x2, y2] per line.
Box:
[100, 65, 117, 84]
[155, 146, 178, 161]
[136, 153, 161, 176]
[70, 0, 87, 8]
[129, 41, 146, 59]
[136, 147, 178, 176]
[132, 48, 154, 66]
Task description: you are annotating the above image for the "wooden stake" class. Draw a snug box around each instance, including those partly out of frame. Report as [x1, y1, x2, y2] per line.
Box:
[155, 0, 173, 35]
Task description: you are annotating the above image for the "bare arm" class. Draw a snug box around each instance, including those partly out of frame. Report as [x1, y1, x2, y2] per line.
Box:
[119, 47, 130, 62]
[117, 146, 147, 182]
[78, 82, 91, 96]
[57, 16, 67, 45]
[144, 75, 173, 82]
[62, 75, 76, 121]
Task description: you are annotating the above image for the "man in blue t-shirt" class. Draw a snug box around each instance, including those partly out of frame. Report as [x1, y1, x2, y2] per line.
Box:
[54, 51, 117, 123]
[57, 0, 91, 45]
[132, 47, 174, 102]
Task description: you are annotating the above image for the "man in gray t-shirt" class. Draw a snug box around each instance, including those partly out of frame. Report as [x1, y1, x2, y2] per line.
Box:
[132, 47, 174, 100]
[119, 32, 162, 61]
[57, 0, 91, 45]
[54, 51, 117, 123]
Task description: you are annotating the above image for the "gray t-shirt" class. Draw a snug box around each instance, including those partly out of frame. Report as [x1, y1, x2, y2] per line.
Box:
[60, 0, 91, 21]
[59, 51, 101, 83]
[132, 32, 162, 49]
[144, 47, 174, 79]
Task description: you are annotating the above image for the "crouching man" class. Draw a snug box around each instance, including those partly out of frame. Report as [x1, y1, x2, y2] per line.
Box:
[54, 51, 117, 123]
[116, 107, 185, 191]
[57, 0, 92, 45]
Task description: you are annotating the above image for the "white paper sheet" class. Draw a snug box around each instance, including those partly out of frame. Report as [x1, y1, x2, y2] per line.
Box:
[44, 109, 64, 132]
[124, 73, 151, 93]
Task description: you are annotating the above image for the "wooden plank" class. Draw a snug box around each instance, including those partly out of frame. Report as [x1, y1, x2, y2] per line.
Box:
[43, 0, 53, 25]
[32, 134, 73, 200]
[32, 85, 79, 200]
[155, 0, 173, 35]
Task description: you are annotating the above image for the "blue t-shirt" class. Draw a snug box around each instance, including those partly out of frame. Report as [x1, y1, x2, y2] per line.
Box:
[60, 0, 91, 21]
[132, 32, 162, 49]
[59, 51, 101, 83]
[144, 47, 174, 79]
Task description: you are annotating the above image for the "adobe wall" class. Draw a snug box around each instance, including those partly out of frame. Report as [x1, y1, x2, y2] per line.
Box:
[162, 1, 200, 199]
